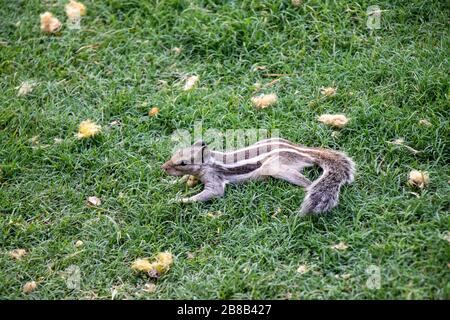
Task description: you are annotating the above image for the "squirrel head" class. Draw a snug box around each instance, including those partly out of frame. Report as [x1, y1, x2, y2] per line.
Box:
[161, 140, 211, 176]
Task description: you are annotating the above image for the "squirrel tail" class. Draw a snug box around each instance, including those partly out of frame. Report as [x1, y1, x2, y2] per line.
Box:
[300, 151, 355, 215]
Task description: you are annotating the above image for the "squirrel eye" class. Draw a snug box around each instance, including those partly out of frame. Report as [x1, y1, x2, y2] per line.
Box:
[178, 161, 187, 166]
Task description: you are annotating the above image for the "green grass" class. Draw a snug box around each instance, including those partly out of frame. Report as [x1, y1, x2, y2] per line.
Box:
[1, 0, 449, 299]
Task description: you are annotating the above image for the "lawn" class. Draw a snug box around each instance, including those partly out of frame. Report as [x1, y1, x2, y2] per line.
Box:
[0, 0, 449, 299]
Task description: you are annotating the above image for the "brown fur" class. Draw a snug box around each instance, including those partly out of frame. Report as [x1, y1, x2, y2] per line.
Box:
[161, 139, 355, 214]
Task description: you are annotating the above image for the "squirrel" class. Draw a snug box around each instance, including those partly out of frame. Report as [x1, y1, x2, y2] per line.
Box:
[161, 138, 355, 215]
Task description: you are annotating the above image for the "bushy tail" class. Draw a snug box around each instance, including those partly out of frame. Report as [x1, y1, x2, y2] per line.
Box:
[300, 151, 355, 215]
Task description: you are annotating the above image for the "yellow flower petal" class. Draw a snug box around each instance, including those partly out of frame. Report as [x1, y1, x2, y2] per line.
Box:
[148, 107, 160, 117]
[76, 120, 101, 139]
[131, 251, 174, 277]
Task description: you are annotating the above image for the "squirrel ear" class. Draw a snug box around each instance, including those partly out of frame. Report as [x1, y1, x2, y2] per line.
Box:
[194, 140, 207, 147]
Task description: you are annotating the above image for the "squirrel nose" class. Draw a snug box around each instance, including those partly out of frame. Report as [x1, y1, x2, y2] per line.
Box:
[161, 160, 171, 170]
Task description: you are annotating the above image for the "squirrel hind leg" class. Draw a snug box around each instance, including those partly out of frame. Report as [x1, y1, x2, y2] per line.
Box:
[274, 168, 312, 187]
[258, 163, 311, 188]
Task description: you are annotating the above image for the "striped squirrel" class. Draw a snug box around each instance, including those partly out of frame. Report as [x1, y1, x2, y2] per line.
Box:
[161, 138, 355, 214]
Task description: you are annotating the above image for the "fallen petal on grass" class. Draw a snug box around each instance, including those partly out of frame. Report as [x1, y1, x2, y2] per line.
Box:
[408, 170, 429, 188]
[87, 196, 101, 206]
[320, 87, 337, 97]
[23, 281, 37, 293]
[318, 114, 349, 128]
[76, 120, 101, 139]
[9, 249, 27, 260]
[419, 119, 432, 127]
[109, 120, 121, 127]
[75, 240, 84, 248]
[148, 107, 160, 117]
[17, 81, 37, 96]
[30, 136, 40, 146]
[65, 0, 87, 19]
[331, 131, 341, 138]
[186, 252, 195, 259]
[183, 75, 199, 91]
[296, 264, 309, 274]
[251, 93, 277, 109]
[156, 251, 173, 270]
[131, 251, 174, 278]
[143, 283, 156, 293]
[331, 242, 348, 251]
[40, 12, 62, 34]
[172, 47, 182, 54]
[131, 259, 153, 272]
